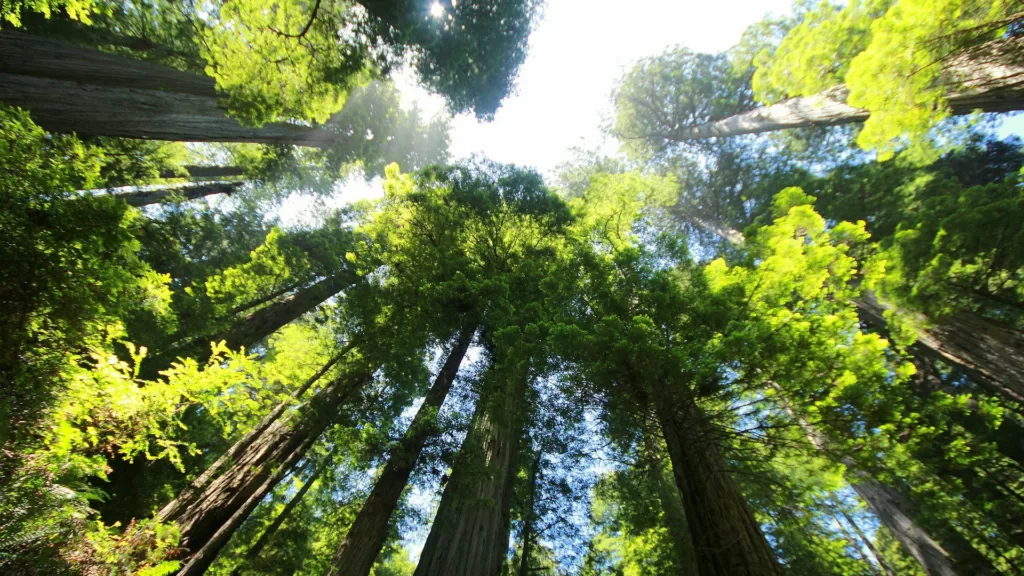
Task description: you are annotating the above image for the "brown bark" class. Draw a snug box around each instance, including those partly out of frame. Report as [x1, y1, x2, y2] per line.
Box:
[230, 464, 321, 576]
[155, 271, 359, 373]
[848, 479, 962, 576]
[516, 452, 541, 576]
[670, 35, 1024, 141]
[163, 367, 373, 575]
[413, 365, 528, 576]
[325, 322, 476, 576]
[112, 181, 244, 207]
[854, 293, 1024, 406]
[158, 346, 351, 527]
[0, 31, 338, 146]
[160, 166, 247, 180]
[654, 392, 780, 576]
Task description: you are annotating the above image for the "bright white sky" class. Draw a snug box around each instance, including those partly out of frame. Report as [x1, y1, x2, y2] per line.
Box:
[308, 0, 796, 219]
[421, 0, 795, 175]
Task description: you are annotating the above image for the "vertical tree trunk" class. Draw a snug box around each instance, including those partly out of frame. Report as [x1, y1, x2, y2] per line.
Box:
[111, 181, 244, 207]
[654, 392, 780, 576]
[516, 452, 541, 576]
[641, 427, 698, 573]
[413, 366, 528, 576]
[326, 323, 476, 576]
[776, 390, 967, 576]
[150, 367, 373, 574]
[230, 464, 321, 576]
[159, 347, 351, 526]
[0, 31, 337, 146]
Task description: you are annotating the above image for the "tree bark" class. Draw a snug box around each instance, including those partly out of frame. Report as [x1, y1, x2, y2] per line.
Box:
[112, 181, 244, 207]
[229, 464, 321, 576]
[848, 479, 962, 576]
[155, 271, 359, 373]
[669, 35, 1024, 141]
[413, 365, 528, 576]
[0, 31, 338, 146]
[158, 346, 352, 527]
[854, 293, 1024, 406]
[325, 322, 476, 576]
[159, 367, 373, 575]
[516, 452, 541, 576]
[654, 392, 780, 576]
[160, 166, 247, 180]
[834, 503, 896, 576]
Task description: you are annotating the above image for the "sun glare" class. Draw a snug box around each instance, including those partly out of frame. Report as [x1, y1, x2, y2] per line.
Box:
[430, 2, 445, 18]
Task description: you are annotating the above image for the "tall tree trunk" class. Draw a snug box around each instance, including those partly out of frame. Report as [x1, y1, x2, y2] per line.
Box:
[0, 31, 337, 146]
[230, 464, 321, 576]
[159, 367, 374, 575]
[653, 391, 780, 576]
[777, 391, 967, 576]
[854, 294, 1024, 406]
[641, 427, 697, 573]
[160, 346, 351, 526]
[848, 479, 964, 576]
[834, 502, 896, 576]
[516, 452, 541, 576]
[153, 271, 359, 373]
[160, 166, 247, 180]
[413, 365, 528, 576]
[112, 181, 244, 207]
[326, 322, 476, 576]
[668, 35, 1024, 141]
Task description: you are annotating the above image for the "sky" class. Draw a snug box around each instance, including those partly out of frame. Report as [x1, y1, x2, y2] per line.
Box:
[304, 0, 797, 219]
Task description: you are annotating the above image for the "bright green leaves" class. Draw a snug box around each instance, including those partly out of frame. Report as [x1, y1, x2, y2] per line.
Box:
[753, 0, 1020, 159]
[568, 172, 675, 252]
[201, 0, 370, 125]
[1, 0, 97, 27]
[752, 0, 892, 103]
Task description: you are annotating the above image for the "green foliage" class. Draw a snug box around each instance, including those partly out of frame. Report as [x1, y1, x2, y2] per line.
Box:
[200, 0, 372, 125]
[0, 0, 97, 27]
[359, 0, 541, 119]
[753, 0, 1020, 159]
[0, 105, 170, 448]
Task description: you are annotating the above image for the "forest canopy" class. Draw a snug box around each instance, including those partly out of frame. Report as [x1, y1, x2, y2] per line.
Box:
[1, 1, 1024, 576]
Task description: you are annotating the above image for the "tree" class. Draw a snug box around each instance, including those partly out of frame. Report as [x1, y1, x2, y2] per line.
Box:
[676, 1, 1024, 158]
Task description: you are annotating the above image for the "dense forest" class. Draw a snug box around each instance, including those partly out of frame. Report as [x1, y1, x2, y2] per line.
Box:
[1, 0, 1023, 575]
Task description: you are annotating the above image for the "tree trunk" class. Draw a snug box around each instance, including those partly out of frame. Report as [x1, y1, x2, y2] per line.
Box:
[413, 366, 528, 576]
[158, 346, 351, 527]
[835, 503, 896, 576]
[154, 271, 359, 372]
[854, 293, 1024, 405]
[230, 464, 321, 576]
[669, 35, 1024, 141]
[112, 181, 244, 207]
[325, 322, 476, 576]
[849, 479, 963, 576]
[778, 391, 966, 576]
[160, 166, 247, 180]
[0, 31, 337, 146]
[654, 392, 780, 576]
[516, 452, 541, 576]
[159, 367, 373, 575]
